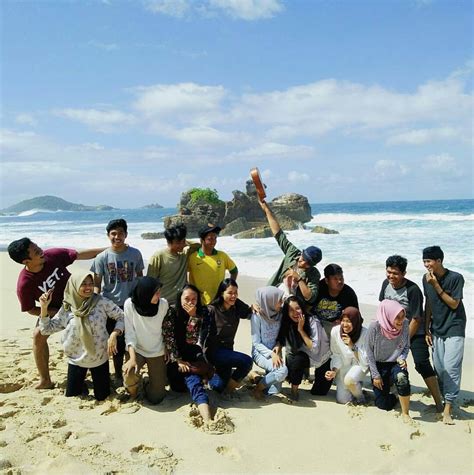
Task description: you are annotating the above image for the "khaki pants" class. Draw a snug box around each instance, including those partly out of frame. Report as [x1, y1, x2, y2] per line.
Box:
[124, 353, 166, 404]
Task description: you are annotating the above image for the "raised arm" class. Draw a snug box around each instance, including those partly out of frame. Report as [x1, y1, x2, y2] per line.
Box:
[258, 199, 281, 236]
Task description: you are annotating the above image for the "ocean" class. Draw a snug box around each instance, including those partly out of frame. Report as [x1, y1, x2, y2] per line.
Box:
[1, 199, 472, 336]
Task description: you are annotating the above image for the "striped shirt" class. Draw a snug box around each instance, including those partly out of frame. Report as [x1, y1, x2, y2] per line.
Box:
[366, 320, 410, 380]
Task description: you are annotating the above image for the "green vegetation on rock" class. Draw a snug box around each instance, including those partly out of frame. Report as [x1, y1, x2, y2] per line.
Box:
[188, 188, 223, 205]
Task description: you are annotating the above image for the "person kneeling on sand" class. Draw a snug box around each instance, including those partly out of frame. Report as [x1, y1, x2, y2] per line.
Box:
[325, 307, 369, 404]
[206, 278, 254, 396]
[251, 287, 288, 400]
[276, 296, 332, 401]
[162, 285, 215, 423]
[366, 299, 412, 422]
[123, 277, 168, 404]
[38, 272, 124, 401]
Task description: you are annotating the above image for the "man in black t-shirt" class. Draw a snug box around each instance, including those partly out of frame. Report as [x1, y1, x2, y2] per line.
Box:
[313, 264, 359, 337]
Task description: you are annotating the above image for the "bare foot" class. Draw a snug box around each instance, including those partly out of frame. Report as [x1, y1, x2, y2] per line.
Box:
[443, 412, 455, 425]
[402, 413, 412, 423]
[34, 379, 54, 390]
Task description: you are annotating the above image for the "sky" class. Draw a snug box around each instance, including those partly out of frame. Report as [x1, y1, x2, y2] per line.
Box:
[1, 0, 472, 208]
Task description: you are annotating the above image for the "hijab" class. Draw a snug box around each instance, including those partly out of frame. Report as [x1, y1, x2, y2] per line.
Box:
[255, 286, 285, 323]
[377, 299, 405, 340]
[62, 272, 100, 355]
[131, 277, 161, 317]
[340, 306, 364, 344]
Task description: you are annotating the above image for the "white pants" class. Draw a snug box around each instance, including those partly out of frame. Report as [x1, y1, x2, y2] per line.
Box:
[335, 365, 367, 404]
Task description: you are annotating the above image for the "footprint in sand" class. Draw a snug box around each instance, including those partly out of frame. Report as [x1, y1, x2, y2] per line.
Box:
[216, 446, 242, 461]
[130, 444, 178, 473]
[185, 406, 235, 434]
[52, 418, 67, 429]
[379, 444, 392, 452]
[0, 409, 19, 419]
[409, 429, 425, 440]
[0, 382, 23, 394]
[347, 404, 364, 420]
[41, 396, 53, 406]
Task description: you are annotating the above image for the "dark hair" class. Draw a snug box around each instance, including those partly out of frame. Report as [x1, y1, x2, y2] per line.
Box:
[280, 295, 312, 348]
[106, 219, 128, 234]
[164, 223, 187, 243]
[385, 255, 407, 273]
[175, 284, 204, 319]
[211, 278, 238, 306]
[324, 263, 343, 278]
[423, 246, 444, 262]
[8, 237, 32, 263]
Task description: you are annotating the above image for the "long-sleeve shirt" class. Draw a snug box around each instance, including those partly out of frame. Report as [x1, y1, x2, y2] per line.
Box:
[123, 297, 168, 358]
[366, 320, 410, 380]
[267, 230, 320, 305]
[251, 313, 282, 360]
[39, 296, 124, 368]
[330, 325, 369, 373]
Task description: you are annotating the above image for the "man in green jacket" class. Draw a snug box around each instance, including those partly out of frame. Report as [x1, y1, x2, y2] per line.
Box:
[259, 200, 322, 307]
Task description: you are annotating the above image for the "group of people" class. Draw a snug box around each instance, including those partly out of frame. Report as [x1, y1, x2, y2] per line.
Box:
[8, 199, 466, 426]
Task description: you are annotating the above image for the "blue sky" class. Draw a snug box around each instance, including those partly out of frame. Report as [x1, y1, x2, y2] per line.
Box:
[1, 0, 472, 208]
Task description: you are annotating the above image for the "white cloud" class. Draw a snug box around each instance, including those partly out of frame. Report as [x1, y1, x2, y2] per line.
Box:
[422, 153, 462, 177]
[54, 108, 136, 132]
[386, 127, 461, 145]
[144, 0, 283, 20]
[374, 160, 409, 179]
[231, 142, 314, 160]
[87, 40, 118, 51]
[15, 113, 37, 127]
[144, 0, 192, 17]
[208, 0, 284, 20]
[288, 170, 310, 183]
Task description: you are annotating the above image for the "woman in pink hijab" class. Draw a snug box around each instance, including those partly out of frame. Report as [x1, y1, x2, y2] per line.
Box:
[366, 299, 411, 421]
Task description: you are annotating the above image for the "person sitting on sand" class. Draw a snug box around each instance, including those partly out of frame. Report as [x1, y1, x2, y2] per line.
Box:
[187, 224, 238, 305]
[276, 296, 332, 401]
[147, 224, 199, 306]
[380, 255, 443, 412]
[366, 299, 411, 421]
[258, 200, 322, 308]
[38, 272, 124, 401]
[325, 307, 369, 404]
[8, 237, 105, 389]
[251, 287, 288, 399]
[314, 263, 359, 338]
[162, 284, 215, 423]
[422, 245, 466, 425]
[206, 278, 254, 396]
[123, 277, 168, 404]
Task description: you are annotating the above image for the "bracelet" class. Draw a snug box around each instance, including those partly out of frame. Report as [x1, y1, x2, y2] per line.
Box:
[438, 290, 444, 297]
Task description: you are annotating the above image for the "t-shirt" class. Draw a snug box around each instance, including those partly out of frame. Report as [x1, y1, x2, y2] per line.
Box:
[379, 278, 424, 336]
[314, 280, 359, 336]
[16, 248, 77, 312]
[268, 230, 320, 305]
[147, 244, 199, 305]
[188, 248, 237, 305]
[91, 246, 144, 307]
[423, 269, 466, 339]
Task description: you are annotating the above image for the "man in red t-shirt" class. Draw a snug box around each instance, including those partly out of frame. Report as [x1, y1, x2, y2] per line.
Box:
[8, 237, 105, 389]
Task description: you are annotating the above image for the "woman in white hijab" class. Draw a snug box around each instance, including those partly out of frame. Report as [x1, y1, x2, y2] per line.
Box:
[251, 286, 288, 399]
[39, 272, 124, 400]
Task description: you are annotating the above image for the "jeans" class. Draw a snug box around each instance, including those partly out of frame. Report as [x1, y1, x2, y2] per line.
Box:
[372, 361, 410, 411]
[208, 347, 253, 393]
[253, 352, 288, 395]
[410, 334, 436, 379]
[167, 362, 209, 405]
[432, 336, 464, 404]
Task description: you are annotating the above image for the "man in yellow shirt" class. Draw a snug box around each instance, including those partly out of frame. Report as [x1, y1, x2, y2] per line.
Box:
[188, 225, 238, 304]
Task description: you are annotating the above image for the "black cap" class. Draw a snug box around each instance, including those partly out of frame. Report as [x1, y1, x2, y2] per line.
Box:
[199, 224, 222, 239]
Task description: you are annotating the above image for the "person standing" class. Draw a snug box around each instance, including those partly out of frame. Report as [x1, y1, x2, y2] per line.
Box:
[8, 237, 104, 389]
[422, 246, 466, 425]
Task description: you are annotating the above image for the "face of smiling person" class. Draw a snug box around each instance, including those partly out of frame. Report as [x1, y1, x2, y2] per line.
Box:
[393, 310, 406, 330]
[222, 285, 238, 308]
[78, 276, 94, 298]
[108, 227, 127, 251]
[340, 315, 353, 334]
[25, 242, 45, 268]
[201, 233, 217, 253]
[386, 266, 406, 289]
[181, 288, 198, 308]
[288, 300, 303, 323]
[297, 255, 310, 270]
[423, 258, 443, 275]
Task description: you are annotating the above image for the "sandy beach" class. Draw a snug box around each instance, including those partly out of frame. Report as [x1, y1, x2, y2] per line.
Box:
[1, 253, 473, 474]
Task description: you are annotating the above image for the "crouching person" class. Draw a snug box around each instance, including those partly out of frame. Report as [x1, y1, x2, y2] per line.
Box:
[123, 277, 168, 404]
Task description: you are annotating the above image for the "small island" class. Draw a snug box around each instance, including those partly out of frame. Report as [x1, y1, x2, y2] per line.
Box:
[1, 195, 115, 214]
[141, 203, 164, 209]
